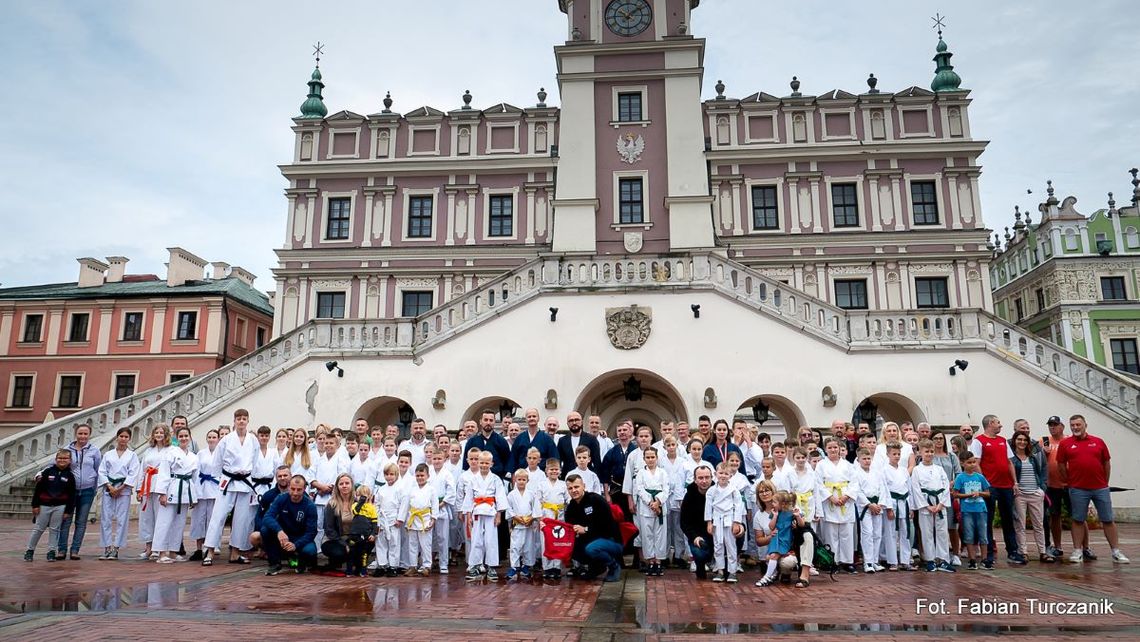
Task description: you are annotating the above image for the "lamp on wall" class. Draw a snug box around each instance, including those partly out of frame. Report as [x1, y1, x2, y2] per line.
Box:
[431, 389, 446, 410]
[324, 361, 343, 378]
[498, 399, 517, 422]
[752, 399, 771, 424]
[549, 307, 559, 322]
[691, 304, 701, 319]
[544, 389, 558, 410]
[397, 403, 414, 426]
[623, 375, 643, 402]
[949, 359, 969, 376]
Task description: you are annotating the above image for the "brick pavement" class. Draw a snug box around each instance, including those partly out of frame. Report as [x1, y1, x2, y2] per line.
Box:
[0, 518, 1137, 640]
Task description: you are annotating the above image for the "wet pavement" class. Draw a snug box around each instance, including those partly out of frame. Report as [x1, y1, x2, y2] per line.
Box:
[0, 518, 1138, 640]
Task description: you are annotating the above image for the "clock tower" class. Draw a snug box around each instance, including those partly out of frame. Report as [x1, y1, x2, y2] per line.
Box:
[551, 0, 713, 254]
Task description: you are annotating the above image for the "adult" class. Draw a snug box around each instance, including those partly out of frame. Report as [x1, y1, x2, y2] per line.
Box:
[696, 415, 712, 443]
[262, 475, 319, 575]
[202, 409, 260, 566]
[189, 429, 222, 561]
[958, 424, 974, 446]
[734, 420, 765, 480]
[56, 423, 101, 560]
[676, 422, 691, 446]
[1040, 416, 1070, 557]
[137, 423, 171, 560]
[679, 463, 715, 578]
[97, 427, 139, 560]
[556, 411, 601, 477]
[172, 415, 196, 452]
[589, 415, 612, 460]
[321, 473, 356, 572]
[505, 423, 521, 451]
[398, 419, 430, 468]
[599, 420, 636, 509]
[701, 420, 744, 469]
[1010, 431, 1051, 563]
[352, 417, 370, 442]
[153, 426, 198, 564]
[565, 474, 623, 581]
[249, 465, 293, 550]
[509, 408, 558, 476]
[969, 414, 1023, 565]
[544, 416, 561, 441]
[462, 410, 511, 478]
[1057, 415, 1130, 563]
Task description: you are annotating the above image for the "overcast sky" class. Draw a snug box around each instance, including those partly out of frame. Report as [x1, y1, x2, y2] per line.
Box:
[1, 0, 1135, 290]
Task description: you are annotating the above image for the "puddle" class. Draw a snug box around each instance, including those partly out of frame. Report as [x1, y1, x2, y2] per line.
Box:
[1, 582, 197, 613]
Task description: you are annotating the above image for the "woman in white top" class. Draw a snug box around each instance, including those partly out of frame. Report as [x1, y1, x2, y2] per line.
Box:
[190, 429, 221, 560]
[97, 427, 140, 560]
[284, 429, 314, 482]
[153, 427, 199, 563]
[872, 423, 913, 472]
[136, 424, 171, 559]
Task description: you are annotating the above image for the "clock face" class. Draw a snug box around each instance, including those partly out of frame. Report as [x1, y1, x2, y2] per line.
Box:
[605, 0, 653, 37]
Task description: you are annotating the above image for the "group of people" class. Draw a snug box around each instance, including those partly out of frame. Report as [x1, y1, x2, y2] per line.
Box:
[25, 406, 1129, 589]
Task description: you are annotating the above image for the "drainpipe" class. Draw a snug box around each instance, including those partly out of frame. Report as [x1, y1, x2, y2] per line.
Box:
[221, 297, 231, 366]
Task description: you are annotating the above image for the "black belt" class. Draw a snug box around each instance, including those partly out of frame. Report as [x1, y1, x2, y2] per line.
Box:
[173, 473, 194, 514]
[858, 495, 879, 523]
[222, 470, 256, 495]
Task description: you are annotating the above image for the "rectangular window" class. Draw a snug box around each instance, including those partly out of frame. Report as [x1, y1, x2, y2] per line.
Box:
[168, 373, 192, 384]
[113, 374, 136, 400]
[234, 318, 247, 347]
[10, 375, 33, 408]
[618, 178, 644, 224]
[488, 195, 513, 237]
[1101, 276, 1127, 301]
[57, 375, 82, 408]
[915, 277, 950, 308]
[911, 181, 939, 225]
[256, 327, 267, 348]
[326, 197, 351, 240]
[67, 313, 89, 343]
[122, 312, 143, 341]
[401, 291, 433, 317]
[316, 292, 346, 319]
[1014, 298, 1024, 322]
[1035, 288, 1046, 311]
[831, 183, 859, 228]
[176, 311, 197, 340]
[834, 279, 869, 310]
[21, 314, 43, 343]
[1111, 338, 1140, 375]
[617, 92, 643, 122]
[751, 185, 779, 230]
[407, 196, 433, 238]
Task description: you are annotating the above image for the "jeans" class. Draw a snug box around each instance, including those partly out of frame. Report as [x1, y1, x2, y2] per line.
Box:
[983, 487, 1018, 561]
[961, 511, 988, 546]
[321, 538, 349, 571]
[263, 527, 317, 568]
[58, 487, 96, 554]
[689, 536, 713, 574]
[578, 538, 624, 575]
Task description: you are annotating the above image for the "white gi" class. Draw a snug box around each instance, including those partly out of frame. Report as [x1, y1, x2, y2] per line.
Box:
[191, 446, 221, 541]
[816, 457, 858, 565]
[98, 448, 139, 549]
[310, 451, 348, 549]
[401, 481, 439, 570]
[153, 446, 199, 553]
[462, 471, 506, 569]
[204, 430, 260, 552]
[250, 446, 280, 498]
[634, 465, 671, 560]
[703, 482, 744, 573]
[880, 462, 913, 566]
[853, 464, 887, 568]
[136, 445, 170, 546]
[506, 486, 539, 568]
[909, 461, 950, 563]
[429, 466, 456, 569]
[373, 482, 404, 568]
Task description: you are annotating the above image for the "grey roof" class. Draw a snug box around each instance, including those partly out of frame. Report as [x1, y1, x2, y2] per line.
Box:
[0, 277, 273, 316]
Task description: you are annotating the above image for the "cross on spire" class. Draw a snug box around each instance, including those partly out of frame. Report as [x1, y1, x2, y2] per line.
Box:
[312, 41, 325, 68]
[931, 13, 946, 38]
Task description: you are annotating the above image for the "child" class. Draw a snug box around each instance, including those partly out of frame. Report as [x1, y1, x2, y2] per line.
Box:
[26, 450, 77, 562]
[816, 438, 857, 573]
[394, 450, 415, 572]
[911, 439, 953, 573]
[429, 449, 456, 574]
[524, 447, 542, 480]
[570, 446, 602, 495]
[372, 464, 404, 577]
[881, 442, 914, 571]
[754, 487, 796, 587]
[682, 438, 713, 485]
[534, 458, 569, 579]
[952, 452, 991, 570]
[771, 443, 793, 488]
[634, 447, 670, 576]
[463, 451, 506, 581]
[97, 427, 139, 561]
[786, 447, 821, 529]
[703, 462, 744, 583]
[346, 485, 378, 577]
[454, 447, 482, 568]
[853, 447, 886, 573]
[725, 451, 753, 570]
[401, 463, 438, 576]
[506, 469, 540, 580]
[661, 437, 689, 567]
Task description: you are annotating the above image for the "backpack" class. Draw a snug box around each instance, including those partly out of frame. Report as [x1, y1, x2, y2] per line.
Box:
[812, 538, 839, 580]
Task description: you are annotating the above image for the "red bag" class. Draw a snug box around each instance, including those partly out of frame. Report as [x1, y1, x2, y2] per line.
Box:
[609, 502, 639, 547]
[541, 518, 576, 563]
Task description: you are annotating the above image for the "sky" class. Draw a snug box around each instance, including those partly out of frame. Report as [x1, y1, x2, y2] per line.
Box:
[1, 0, 1136, 291]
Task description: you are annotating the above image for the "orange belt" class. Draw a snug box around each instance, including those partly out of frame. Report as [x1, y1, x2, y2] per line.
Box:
[138, 466, 159, 510]
[473, 496, 496, 508]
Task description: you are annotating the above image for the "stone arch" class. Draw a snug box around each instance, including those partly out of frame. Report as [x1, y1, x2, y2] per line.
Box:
[573, 369, 688, 439]
[461, 395, 526, 426]
[352, 396, 419, 441]
[852, 392, 926, 429]
[733, 394, 807, 441]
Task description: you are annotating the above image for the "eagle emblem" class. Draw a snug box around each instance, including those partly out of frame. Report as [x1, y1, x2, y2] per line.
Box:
[616, 133, 645, 164]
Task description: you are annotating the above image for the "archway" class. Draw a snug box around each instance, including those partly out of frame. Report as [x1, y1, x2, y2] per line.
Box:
[460, 395, 526, 426]
[573, 369, 688, 439]
[852, 392, 926, 432]
[732, 394, 806, 442]
[352, 396, 418, 441]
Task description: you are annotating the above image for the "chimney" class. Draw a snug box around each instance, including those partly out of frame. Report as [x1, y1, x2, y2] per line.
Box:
[210, 261, 231, 280]
[229, 266, 257, 286]
[105, 256, 129, 283]
[166, 247, 207, 287]
[76, 257, 109, 288]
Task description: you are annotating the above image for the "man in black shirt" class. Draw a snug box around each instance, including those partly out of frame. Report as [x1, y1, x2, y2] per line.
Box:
[565, 474, 623, 582]
[679, 464, 715, 578]
[462, 409, 511, 478]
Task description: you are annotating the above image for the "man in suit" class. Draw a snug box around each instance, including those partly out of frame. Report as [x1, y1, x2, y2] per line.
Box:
[557, 411, 601, 478]
[508, 408, 558, 477]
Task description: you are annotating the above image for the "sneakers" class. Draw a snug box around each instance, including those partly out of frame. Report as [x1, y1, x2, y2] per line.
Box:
[936, 561, 956, 573]
[1008, 553, 1028, 566]
[403, 567, 419, 577]
[265, 564, 282, 576]
[863, 563, 876, 574]
[1048, 546, 1063, 558]
[1083, 548, 1098, 561]
[46, 550, 57, 562]
[69, 552, 80, 561]
[520, 566, 531, 579]
[689, 561, 697, 572]
[950, 555, 961, 567]
[1069, 550, 1084, 563]
[505, 567, 518, 580]
[726, 572, 739, 584]
[873, 563, 885, 572]
[24, 550, 33, 562]
[109, 548, 119, 560]
[188, 550, 204, 562]
[755, 574, 776, 587]
[98, 548, 111, 561]
[711, 570, 725, 582]
[465, 567, 481, 581]
[924, 561, 936, 572]
[981, 560, 994, 570]
[843, 564, 858, 574]
[967, 560, 978, 570]
[1112, 549, 1131, 564]
[604, 563, 621, 583]
[418, 568, 430, 577]
[439, 565, 449, 575]
[485, 567, 498, 582]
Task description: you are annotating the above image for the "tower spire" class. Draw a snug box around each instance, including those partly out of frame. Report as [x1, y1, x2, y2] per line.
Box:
[299, 42, 328, 120]
[929, 14, 963, 93]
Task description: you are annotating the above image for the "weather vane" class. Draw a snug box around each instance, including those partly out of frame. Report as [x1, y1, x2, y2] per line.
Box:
[313, 41, 325, 68]
[931, 13, 946, 38]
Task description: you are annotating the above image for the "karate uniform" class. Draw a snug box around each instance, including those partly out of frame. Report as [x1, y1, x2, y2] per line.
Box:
[204, 431, 260, 552]
[853, 465, 887, 567]
[634, 466, 670, 560]
[703, 483, 744, 573]
[568, 467, 602, 495]
[787, 468, 822, 524]
[429, 467, 456, 569]
[462, 471, 506, 569]
[153, 447, 199, 552]
[880, 463, 913, 566]
[136, 446, 171, 546]
[909, 462, 951, 563]
[506, 487, 539, 568]
[453, 468, 475, 557]
[251, 447, 280, 498]
[98, 448, 139, 549]
[373, 482, 404, 568]
[191, 447, 221, 541]
[815, 457, 857, 565]
[310, 451, 348, 549]
[401, 482, 439, 570]
[533, 476, 569, 570]
[348, 455, 376, 490]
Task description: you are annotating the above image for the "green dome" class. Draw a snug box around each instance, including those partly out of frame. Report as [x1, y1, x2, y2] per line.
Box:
[299, 65, 327, 119]
[930, 37, 963, 92]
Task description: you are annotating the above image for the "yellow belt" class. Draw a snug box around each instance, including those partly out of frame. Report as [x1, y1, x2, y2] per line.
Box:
[824, 481, 850, 517]
[541, 501, 566, 520]
[408, 506, 432, 531]
[796, 490, 813, 515]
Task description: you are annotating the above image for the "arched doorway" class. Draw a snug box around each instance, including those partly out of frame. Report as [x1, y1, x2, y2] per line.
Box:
[733, 394, 806, 442]
[852, 392, 926, 431]
[353, 396, 418, 441]
[460, 396, 525, 426]
[574, 369, 688, 439]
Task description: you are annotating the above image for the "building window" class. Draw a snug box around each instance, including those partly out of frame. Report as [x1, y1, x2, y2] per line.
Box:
[751, 185, 779, 230]
[617, 92, 642, 122]
[1035, 288, 1046, 311]
[10, 375, 33, 408]
[401, 291, 433, 317]
[326, 197, 351, 240]
[911, 181, 939, 225]
[618, 178, 644, 224]
[234, 318, 247, 347]
[1101, 276, 1127, 301]
[915, 277, 950, 308]
[834, 279, 869, 310]
[176, 311, 197, 340]
[1111, 338, 1140, 375]
[316, 292, 346, 319]
[488, 195, 513, 237]
[113, 374, 136, 400]
[57, 375, 82, 408]
[21, 314, 43, 343]
[122, 312, 143, 341]
[256, 327, 267, 348]
[67, 313, 90, 342]
[1014, 297, 1024, 322]
[831, 183, 859, 228]
[168, 373, 192, 384]
[407, 196, 433, 238]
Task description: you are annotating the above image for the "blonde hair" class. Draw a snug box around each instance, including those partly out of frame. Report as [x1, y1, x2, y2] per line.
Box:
[513, 468, 529, 480]
[355, 485, 373, 500]
[382, 463, 399, 477]
[327, 473, 355, 524]
[284, 439, 311, 470]
[149, 423, 171, 448]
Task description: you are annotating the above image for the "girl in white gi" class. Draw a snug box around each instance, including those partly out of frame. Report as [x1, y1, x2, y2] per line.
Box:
[284, 430, 314, 482]
[274, 429, 290, 461]
[816, 438, 858, 573]
[97, 427, 139, 560]
[682, 438, 712, 485]
[634, 447, 670, 576]
[372, 464, 404, 577]
[853, 447, 887, 573]
[880, 442, 914, 570]
[401, 463, 438, 576]
[463, 451, 507, 581]
[534, 458, 569, 579]
[661, 437, 689, 567]
[786, 447, 822, 528]
[136, 424, 171, 560]
[190, 429, 221, 561]
[725, 452, 753, 570]
[428, 448, 455, 573]
[505, 469, 540, 580]
[703, 462, 744, 583]
[154, 427, 199, 563]
[202, 409, 261, 566]
[310, 435, 349, 550]
[910, 439, 953, 572]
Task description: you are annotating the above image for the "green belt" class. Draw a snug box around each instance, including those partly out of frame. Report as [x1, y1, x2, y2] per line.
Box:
[645, 488, 664, 525]
[173, 473, 195, 514]
[921, 488, 945, 520]
[890, 491, 911, 540]
[107, 476, 126, 486]
[857, 494, 879, 523]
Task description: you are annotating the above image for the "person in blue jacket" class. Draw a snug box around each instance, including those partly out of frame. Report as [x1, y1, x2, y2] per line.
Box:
[261, 475, 318, 575]
[702, 419, 744, 469]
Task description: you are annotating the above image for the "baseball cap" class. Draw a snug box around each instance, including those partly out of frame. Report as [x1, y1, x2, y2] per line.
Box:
[1046, 415, 1063, 425]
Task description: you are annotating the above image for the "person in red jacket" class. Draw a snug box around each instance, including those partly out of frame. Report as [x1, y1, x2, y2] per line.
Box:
[25, 450, 77, 562]
[1057, 415, 1130, 564]
[968, 415, 1023, 565]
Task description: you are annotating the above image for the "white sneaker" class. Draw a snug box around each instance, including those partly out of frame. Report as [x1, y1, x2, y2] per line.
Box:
[139, 551, 150, 559]
[1112, 550, 1130, 564]
[439, 566, 449, 574]
[689, 561, 697, 572]
[367, 560, 379, 570]
[809, 567, 819, 576]
[863, 563, 876, 573]
[873, 563, 885, 572]
[950, 555, 961, 567]
[1069, 550, 1084, 563]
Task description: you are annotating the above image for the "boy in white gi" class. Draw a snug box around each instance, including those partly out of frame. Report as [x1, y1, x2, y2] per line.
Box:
[454, 447, 481, 568]
[703, 462, 744, 583]
[816, 438, 858, 573]
[634, 447, 670, 576]
[569, 446, 602, 495]
[534, 458, 569, 579]
[429, 448, 455, 573]
[203, 410, 260, 566]
[881, 442, 914, 570]
[97, 428, 139, 560]
[910, 439, 954, 573]
[400, 463, 438, 576]
[463, 451, 506, 581]
[506, 469, 540, 580]
[853, 447, 886, 573]
[371, 464, 404, 577]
